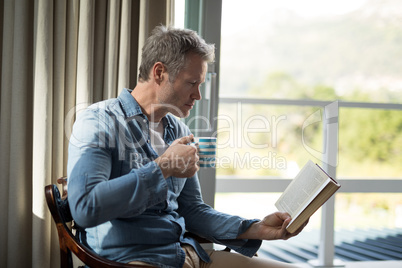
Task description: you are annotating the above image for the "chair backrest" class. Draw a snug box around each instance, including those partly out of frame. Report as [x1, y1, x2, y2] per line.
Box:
[45, 183, 149, 268]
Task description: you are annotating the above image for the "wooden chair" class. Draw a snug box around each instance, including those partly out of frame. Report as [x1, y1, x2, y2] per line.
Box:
[45, 178, 214, 268]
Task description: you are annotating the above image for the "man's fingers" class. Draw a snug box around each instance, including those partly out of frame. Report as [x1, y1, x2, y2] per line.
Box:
[275, 211, 291, 222]
[175, 134, 194, 145]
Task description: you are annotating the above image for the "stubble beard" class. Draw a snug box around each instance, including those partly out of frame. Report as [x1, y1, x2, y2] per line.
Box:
[157, 83, 189, 118]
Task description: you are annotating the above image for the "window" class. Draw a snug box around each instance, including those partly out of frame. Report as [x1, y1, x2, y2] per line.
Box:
[216, 0, 402, 264]
[176, 0, 402, 264]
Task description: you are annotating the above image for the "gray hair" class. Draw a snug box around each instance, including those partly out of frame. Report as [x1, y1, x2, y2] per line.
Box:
[138, 25, 215, 83]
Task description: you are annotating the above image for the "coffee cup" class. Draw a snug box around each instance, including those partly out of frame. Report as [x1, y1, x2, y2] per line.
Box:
[193, 137, 217, 168]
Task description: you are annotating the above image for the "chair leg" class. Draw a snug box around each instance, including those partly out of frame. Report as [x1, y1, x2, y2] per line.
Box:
[60, 246, 73, 268]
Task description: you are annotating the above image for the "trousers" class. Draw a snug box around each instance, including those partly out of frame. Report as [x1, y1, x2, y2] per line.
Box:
[129, 245, 303, 268]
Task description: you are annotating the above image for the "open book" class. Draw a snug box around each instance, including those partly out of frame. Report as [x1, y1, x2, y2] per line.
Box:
[275, 160, 341, 233]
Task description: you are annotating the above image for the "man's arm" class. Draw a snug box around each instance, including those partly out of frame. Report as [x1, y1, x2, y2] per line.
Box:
[176, 174, 308, 256]
[67, 110, 168, 228]
[237, 212, 308, 241]
[177, 175, 264, 257]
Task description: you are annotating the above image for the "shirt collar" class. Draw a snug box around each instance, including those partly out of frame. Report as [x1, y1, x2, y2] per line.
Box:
[118, 88, 174, 129]
[118, 88, 143, 118]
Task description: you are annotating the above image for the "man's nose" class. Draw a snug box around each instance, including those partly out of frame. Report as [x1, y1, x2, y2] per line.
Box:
[193, 86, 202, 100]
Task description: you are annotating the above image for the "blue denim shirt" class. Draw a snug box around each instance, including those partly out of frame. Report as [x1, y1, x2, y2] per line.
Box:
[67, 88, 261, 268]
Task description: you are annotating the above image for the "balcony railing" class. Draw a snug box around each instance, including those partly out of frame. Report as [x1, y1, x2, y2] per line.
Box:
[216, 97, 402, 266]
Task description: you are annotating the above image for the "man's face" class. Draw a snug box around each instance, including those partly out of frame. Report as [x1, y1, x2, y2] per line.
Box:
[157, 53, 207, 118]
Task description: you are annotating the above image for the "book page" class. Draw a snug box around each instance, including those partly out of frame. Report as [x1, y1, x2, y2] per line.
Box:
[275, 160, 329, 218]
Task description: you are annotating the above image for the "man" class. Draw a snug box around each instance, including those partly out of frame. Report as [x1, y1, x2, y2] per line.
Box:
[67, 25, 307, 268]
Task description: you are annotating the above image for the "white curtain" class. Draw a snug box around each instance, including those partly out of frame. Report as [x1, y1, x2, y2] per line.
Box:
[0, 0, 170, 267]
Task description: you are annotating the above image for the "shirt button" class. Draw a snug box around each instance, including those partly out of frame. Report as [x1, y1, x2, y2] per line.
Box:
[147, 139, 150, 143]
[143, 119, 147, 123]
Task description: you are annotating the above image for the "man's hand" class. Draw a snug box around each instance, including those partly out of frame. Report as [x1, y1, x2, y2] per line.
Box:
[155, 134, 199, 178]
[237, 212, 308, 241]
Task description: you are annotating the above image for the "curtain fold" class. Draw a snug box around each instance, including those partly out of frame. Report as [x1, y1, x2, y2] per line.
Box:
[32, 0, 54, 267]
[52, 1, 68, 266]
[0, 0, 170, 267]
[76, 0, 95, 107]
[0, 0, 13, 261]
[63, 0, 79, 166]
[0, 1, 34, 268]
[103, 0, 120, 99]
[93, 0, 107, 103]
[118, 0, 132, 94]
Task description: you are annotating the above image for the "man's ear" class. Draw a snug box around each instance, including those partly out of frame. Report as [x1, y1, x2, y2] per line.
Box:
[153, 62, 165, 85]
